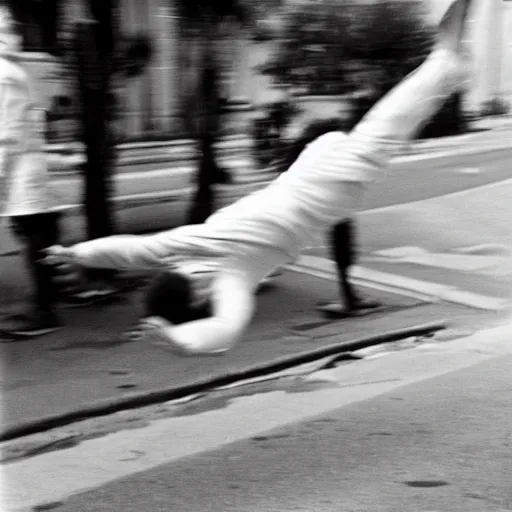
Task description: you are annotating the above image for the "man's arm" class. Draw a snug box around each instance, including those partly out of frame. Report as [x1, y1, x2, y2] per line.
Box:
[49, 234, 176, 271]
[143, 272, 256, 355]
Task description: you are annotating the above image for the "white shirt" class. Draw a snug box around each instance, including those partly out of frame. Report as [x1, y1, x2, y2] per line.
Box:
[71, 131, 381, 354]
[70, 44, 466, 355]
[0, 54, 61, 217]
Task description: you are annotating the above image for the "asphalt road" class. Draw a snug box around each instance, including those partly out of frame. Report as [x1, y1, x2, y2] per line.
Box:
[6, 322, 512, 512]
[362, 148, 512, 210]
[61, 356, 512, 512]
[66, 148, 512, 211]
[52, 147, 512, 243]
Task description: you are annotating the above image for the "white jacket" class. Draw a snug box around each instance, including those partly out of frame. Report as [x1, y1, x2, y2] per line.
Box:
[0, 52, 60, 217]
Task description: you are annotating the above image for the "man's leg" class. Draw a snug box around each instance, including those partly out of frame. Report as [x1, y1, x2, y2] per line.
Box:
[317, 219, 381, 318]
[350, 0, 472, 155]
[317, 1, 472, 318]
[32, 212, 62, 314]
[2, 213, 62, 337]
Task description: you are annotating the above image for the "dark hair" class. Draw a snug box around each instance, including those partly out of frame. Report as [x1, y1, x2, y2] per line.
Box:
[145, 271, 211, 325]
[274, 117, 347, 174]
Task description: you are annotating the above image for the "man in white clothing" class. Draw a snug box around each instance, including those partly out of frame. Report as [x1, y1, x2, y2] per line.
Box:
[47, 0, 473, 355]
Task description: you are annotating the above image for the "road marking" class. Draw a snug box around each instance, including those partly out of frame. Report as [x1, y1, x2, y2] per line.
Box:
[289, 255, 509, 311]
[360, 177, 512, 216]
[287, 259, 435, 303]
[370, 245, 511, 275]
[392, 142, 511, 165]
[457, 167, 480, 175]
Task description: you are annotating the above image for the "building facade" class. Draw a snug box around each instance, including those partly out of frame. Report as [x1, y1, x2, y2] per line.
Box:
[15, 0, 512, 141]
[465, 0, 512, 111]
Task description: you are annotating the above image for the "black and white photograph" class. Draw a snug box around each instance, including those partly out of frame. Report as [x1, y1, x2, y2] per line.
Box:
[1, 0, 512, 510]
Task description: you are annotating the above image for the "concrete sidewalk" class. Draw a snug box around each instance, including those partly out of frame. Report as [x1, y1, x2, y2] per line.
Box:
[0, 248, 473, 442]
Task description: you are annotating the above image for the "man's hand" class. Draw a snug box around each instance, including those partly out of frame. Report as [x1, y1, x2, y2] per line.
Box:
[43, 245, 87, 296]
[135, 316, 225, 356]
[137, 316, 193, 356]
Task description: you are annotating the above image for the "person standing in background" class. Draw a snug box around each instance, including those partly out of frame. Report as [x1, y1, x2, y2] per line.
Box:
[0, 4, 65, 337]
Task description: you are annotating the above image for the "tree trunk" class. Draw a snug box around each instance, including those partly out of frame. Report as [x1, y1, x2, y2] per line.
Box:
[81, 89, 116, 240]
[188, 131, 217, 224]
[72, 1, 118, 284]
[185, 20, 229, 225]
[73, 6, 117, 241]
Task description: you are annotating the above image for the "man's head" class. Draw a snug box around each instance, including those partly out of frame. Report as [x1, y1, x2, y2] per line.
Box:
[0, 3, 21, 55]
[145, 270, 213, 325]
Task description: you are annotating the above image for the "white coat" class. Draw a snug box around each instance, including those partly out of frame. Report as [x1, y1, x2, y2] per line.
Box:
[0, 52, 62, 217]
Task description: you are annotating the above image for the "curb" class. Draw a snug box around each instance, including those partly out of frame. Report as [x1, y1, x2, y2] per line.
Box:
[0, 320, 445, 442]
[290, 255, 511, 312]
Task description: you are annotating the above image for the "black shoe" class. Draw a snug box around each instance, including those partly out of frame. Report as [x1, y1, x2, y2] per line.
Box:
[2, 313, 62, 339]
[316, 298, 382, 319]
[349, 297, 382, 312]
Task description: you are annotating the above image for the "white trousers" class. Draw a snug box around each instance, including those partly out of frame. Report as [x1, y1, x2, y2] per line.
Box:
[349, 48, 465, 167]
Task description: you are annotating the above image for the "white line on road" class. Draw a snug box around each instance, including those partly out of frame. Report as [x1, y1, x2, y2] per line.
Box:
[359, 177, 512, 216]
[289, 255, 510, 312]
[286, 259, 435, 303]
[457, 167, 481, 175]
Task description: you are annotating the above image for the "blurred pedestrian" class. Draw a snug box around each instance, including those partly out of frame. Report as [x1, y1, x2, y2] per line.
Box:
[186, 42, 232, 225]
[0, 5, 65, 337]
